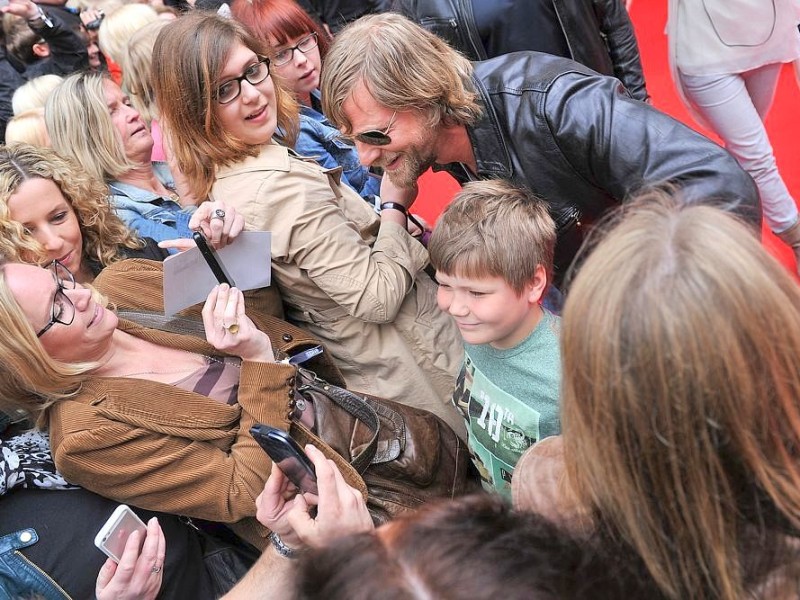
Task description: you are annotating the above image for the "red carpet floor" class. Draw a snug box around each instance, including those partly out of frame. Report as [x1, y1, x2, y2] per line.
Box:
[414, 4, 800, 272]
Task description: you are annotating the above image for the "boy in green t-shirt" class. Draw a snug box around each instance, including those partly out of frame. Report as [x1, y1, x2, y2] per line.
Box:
[429, 180, 561, 501]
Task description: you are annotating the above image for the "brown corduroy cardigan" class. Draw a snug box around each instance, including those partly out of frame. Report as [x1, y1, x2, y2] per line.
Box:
[46, 259, 366, 551]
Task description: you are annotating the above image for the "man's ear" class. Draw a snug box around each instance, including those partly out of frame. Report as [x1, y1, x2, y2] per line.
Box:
[525, 264, 548, 305]
[32, 41, 50, 58]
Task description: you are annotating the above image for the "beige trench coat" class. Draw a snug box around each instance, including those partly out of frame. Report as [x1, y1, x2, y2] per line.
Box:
[212, 144, 464, 436]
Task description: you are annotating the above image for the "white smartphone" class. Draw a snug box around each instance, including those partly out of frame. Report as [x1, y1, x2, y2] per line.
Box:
[94, 504, 147, 563]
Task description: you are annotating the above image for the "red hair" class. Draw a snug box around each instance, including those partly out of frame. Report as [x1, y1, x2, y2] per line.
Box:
[231, 0, 331, 60]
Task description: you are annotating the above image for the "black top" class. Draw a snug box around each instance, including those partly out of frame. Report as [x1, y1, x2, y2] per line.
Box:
[0, 487, 215, 600]
[87, 237, 170, 278]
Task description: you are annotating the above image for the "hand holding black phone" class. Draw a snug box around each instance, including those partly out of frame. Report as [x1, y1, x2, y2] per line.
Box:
[193, 230, 235, 287]
[251, 424, 319, 495]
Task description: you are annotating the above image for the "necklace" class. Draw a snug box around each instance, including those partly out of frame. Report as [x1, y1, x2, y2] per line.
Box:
[115, 353, 241, 379]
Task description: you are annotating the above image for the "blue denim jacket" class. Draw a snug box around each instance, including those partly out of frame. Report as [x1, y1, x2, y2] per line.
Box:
[296, 91, 381, 208]
[108, 162, 196, 248]
[0, 529, 69, 600]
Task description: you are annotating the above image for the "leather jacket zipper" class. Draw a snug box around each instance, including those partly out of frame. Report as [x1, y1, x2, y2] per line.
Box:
[14, 551, 72, 599]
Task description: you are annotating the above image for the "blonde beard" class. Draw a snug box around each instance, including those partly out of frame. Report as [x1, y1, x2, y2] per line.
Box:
[384, 147, 436, 188]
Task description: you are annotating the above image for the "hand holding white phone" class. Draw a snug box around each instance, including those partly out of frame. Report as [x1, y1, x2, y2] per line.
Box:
[94, 504, 147, 563]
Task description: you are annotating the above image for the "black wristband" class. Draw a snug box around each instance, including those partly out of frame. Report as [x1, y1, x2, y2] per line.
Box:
[380, 201, 408, 216]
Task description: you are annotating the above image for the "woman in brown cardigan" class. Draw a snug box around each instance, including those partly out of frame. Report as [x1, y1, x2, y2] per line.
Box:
[0, 254, 364, 553]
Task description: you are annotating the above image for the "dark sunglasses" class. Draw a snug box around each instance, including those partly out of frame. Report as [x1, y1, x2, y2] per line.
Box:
[352, 111, 397, 146]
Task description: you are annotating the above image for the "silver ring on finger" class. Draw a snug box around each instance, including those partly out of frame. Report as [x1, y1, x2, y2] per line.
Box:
[212, 209, 226, 220]
[151, 565, 162, 574]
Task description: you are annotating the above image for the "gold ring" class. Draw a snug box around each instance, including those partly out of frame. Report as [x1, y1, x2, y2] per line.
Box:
[226, 323, 240, 334]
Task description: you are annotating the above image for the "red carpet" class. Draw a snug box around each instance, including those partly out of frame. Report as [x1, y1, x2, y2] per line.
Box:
[414, 5, 800, 272]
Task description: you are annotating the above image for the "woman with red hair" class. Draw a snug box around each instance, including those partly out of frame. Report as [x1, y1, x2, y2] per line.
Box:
[232, 0, 381, 205]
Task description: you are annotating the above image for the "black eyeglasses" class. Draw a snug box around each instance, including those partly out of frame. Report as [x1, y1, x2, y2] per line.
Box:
[216, 58, 271, 105]
[273, 32, 319, 67]
[37, 260, 76, 338]
[350, 111, 397, 147]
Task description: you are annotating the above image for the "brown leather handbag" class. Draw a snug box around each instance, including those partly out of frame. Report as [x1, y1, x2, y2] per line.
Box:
[289, 368, 480, 523]
[117, 310, 479, 522]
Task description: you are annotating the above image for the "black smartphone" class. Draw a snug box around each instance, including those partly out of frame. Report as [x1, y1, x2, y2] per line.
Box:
[193, 230, 235, 287]
[250, 424, 318, 495]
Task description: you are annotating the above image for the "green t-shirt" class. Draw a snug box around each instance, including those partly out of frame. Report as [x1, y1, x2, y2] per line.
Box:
[451, 309, 561, 501]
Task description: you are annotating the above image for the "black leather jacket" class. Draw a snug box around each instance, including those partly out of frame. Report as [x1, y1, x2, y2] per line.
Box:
[390, 0, 649, 101]
[437, 52, 760, 281]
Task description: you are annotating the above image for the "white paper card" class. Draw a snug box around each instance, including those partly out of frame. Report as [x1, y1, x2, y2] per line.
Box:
[163, 231, 272, 316]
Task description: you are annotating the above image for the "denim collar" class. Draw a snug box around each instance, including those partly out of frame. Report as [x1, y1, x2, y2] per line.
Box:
[108, 161, 176, 203]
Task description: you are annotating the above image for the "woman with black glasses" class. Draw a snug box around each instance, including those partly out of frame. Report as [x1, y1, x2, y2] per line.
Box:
[231, 0, 381, 206]
[152, 13, 465, 436]
[0, 256, 362, 557]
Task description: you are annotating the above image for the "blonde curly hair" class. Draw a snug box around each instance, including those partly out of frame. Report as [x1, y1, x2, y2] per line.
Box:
[0, 144, 143, 272]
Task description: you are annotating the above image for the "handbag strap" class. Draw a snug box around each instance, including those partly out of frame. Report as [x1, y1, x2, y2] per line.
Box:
[117, 310, 208, 338]
[121, 311, 386, 471]
[296, 369, 382, 473]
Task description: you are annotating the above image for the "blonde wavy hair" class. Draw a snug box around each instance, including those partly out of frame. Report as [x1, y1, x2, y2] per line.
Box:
[562, 187, 800, 599]
[0, 263, 105, 427]
[320, 13, 481, 134]
[46, 72, 141, 183]
[152, 12, 299, 200]
[0, 144, 143, 272]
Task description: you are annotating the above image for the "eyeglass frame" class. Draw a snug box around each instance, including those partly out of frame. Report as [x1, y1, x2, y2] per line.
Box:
[215, 57, 271, 105]
[272, 32, 319, 67]
[37, 259, 76, 338]
[348, 111, 398, 147]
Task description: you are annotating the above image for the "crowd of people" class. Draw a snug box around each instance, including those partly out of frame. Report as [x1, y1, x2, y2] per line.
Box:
[0, 0, 799, 598]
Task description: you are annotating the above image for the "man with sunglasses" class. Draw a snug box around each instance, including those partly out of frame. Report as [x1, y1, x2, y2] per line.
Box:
[321, 13, 760, 285]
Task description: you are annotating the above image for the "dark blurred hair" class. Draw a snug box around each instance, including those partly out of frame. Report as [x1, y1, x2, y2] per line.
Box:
[295, 494, 665, 600]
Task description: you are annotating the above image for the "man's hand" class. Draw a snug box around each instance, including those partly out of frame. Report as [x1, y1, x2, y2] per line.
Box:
[1, 0, 40, 21]
[256, 444, 373, 550]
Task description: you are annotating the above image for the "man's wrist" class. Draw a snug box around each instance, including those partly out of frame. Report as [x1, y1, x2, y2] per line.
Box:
[27, 4, 53, 27]
[268, 532, 301, 559]
[380, 201, 408, 216]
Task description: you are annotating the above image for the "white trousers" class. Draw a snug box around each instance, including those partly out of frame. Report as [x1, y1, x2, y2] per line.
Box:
[679, 64, 798, 233]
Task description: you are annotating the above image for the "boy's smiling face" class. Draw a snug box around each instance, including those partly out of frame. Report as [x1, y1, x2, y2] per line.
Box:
[435, 268, 547, 349]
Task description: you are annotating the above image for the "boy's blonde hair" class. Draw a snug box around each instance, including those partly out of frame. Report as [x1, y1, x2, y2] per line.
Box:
[428, 180, 555, 293]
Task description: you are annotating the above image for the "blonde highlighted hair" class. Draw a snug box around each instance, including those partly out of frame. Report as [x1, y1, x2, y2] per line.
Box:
[561, 187, 800, 599]
[428, 180, 555, 293]
[46, 72, 140, 183]
[321, 12, 481, 134]
[0, 263, 102, 427]
[0, 144, 143, 271]
[152, 12, 299, 200]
